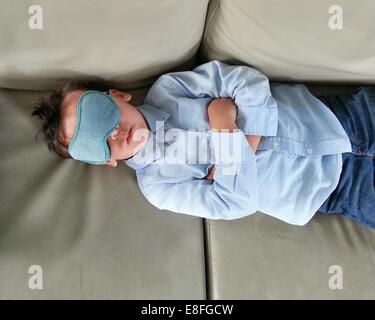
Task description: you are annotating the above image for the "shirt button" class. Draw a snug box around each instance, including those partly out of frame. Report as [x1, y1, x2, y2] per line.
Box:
[273, 141, 279, 147]
[306, 148, 313, 154]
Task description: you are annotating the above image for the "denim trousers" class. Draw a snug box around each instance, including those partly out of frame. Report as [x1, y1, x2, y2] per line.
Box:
[317, 87, 375, 229]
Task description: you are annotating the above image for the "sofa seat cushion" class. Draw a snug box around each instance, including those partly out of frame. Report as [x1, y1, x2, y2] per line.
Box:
[206, 213, 375, 299]
[204, 83, 375, 299]
[0, 88, 206, 299]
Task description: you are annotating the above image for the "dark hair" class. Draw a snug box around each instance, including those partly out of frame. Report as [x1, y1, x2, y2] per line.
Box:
[31, 80, 111, 158]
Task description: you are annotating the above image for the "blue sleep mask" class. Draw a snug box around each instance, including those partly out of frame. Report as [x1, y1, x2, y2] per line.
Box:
[68, 91, 121, 164]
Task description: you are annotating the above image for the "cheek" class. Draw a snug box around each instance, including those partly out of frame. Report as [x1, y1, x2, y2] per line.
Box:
[108, 138, 133, 160]
[119, 104, 143, 126]
[110, 139, 124, 152]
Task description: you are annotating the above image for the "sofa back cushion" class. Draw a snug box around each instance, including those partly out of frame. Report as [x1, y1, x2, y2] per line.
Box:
[200, 0, 375, 83]
[0, 0, 209, 90]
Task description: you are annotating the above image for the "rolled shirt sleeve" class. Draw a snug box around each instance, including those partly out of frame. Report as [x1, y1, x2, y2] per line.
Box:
[145, 60, 278, 136]
[137, 130, 259, 219]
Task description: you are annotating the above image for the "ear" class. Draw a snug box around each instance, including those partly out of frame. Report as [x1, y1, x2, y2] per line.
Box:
[105, 159, 118, 167]
[109, 89, 132, 102]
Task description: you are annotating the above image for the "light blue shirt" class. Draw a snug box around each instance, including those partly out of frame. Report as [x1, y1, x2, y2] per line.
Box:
[125, 60, 352, 225]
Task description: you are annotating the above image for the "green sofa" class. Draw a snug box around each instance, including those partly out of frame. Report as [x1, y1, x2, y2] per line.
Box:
[1, 0, 374, 299]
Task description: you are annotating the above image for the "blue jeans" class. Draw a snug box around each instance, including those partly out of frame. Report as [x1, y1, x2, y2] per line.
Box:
[317, 87, 375, 229]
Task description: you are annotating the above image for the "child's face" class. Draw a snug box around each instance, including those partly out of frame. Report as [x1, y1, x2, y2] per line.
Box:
[60, 89, 150, 167]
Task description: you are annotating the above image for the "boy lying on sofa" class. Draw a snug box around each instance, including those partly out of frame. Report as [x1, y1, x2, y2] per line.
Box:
[31, 60, 375, 228]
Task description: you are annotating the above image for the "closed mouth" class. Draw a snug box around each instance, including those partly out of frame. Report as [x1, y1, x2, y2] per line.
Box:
[126, 126, 133, 144]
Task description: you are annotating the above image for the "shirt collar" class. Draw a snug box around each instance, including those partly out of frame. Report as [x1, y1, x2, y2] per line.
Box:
[136, 104, 170, 132]
[124, 104, 170, 170]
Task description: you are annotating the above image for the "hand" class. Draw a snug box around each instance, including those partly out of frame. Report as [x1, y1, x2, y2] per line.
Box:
[204, 165, 216, 181]
[246, 135, 262, 153]
[207, 97, 238, 132]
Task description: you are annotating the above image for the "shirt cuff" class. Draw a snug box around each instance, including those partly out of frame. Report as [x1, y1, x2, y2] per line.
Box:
[238, 105, 278, 137]
[210, 130, 255, 165]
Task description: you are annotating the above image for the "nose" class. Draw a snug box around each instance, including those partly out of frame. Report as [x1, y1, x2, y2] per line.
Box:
[109, 128, 119, 140]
